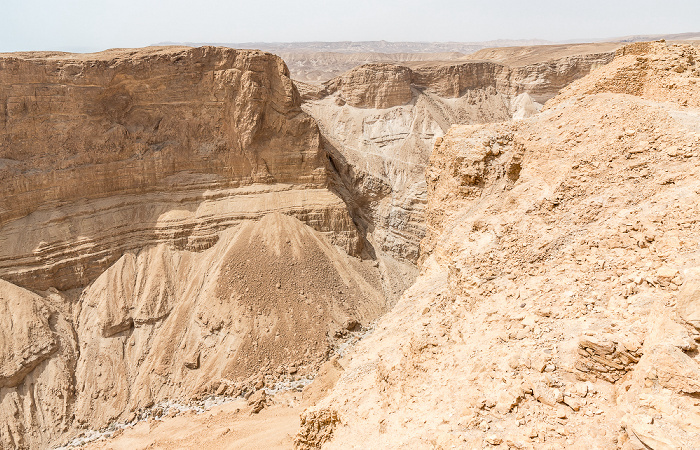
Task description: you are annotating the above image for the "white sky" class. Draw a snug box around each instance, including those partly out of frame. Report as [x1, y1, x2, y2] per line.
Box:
[2, 0, 699, 52]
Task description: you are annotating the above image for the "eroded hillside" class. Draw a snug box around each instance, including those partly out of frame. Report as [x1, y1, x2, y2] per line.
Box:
[301, 50, 615, 266]
[5, 40, 696, 450]
[0, 46, 414, 449]
[299, 41, 700, 449]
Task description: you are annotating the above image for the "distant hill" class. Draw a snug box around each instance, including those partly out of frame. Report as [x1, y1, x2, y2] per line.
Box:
[156, 39, 554, 55]
[602, 31, 700, 43]
[156, 33, 699, 83]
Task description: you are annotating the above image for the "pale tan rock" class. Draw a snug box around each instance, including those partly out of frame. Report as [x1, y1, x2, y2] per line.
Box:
[485, 434, 503, 445]
[0, 280, 57, 388]
[0, 46, 331, 291]
[303, 41, 700, 450]
[626, 420, 684, 450]
[0, 281, 77, 450]
[643, 345, 700, 394]
[302, 357, 344, 407]
[324, 63, 413, 109]
[247, 390, 268, 414]
[305, 51, 612, 265]
[72, 213, 387, 430]
[0, 46, 405, 448]
[677, 267, 700, 330]
[295, 408, 339, 450]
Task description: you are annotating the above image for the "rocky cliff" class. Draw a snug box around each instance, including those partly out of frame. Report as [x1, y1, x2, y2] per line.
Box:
[0, 46, 358, 292]
[0, 42, 664, 449]
[0, 46, 415, 449]
[299, 41, 700, 449]
[302, 50, 615, 265]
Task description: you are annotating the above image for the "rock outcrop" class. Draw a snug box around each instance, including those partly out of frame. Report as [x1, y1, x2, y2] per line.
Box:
[323, 63, 413, 109]
[303, 50, 615, 264]
[300, 42, 700, 449]
[0, 280, 58, 389]
[3, 41, 679, 449]
[71, 212, 387, 431]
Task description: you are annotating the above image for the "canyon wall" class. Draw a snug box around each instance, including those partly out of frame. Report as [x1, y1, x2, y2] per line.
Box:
[302, 50, 615, 264]
[0, 46, 415, 449]
[0, 43, 622, 449]
[0, 46, 355, 292]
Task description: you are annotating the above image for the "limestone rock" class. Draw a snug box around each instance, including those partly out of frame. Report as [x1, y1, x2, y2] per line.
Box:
[643, 344, 700, 394]
[575, 334, 642, 382]
[247, 390, 268, 414]
[303, 42, 700, 449]
[72, 213, 386, 430]
[305, 51, 612, 264]
[0, 45, 395, 449]
[677, 267, 700, 330]
[324, 63, 413, 109]
[295, 408, 340, 450]
[0, 46, 329, 291]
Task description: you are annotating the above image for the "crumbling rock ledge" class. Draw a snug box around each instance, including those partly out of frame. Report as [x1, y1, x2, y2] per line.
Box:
[302, 50, 615, 266]
[299, 42, 700, 449]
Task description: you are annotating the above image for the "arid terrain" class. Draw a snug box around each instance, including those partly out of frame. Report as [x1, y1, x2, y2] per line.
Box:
[167, 33, 700, 83]
[1, 37, 700, 450]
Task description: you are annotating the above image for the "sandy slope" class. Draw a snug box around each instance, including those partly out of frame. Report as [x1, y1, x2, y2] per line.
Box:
[83, 393, 302, 450]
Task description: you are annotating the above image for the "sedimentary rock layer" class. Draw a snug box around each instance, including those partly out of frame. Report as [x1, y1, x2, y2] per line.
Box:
[0, 46, 401, 449]
[0, 184, 360, 291]
[71, 212, 386, 432]
[0, 46, 325, 222]
[303, 50, 615, 263]
[0, 46, 342, 291]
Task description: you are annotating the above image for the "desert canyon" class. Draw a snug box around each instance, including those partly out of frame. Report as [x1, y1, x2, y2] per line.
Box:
[0, 36, 699, 450]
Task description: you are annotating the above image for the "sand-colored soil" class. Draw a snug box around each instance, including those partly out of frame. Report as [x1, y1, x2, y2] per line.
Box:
[84, 393, 302, 450]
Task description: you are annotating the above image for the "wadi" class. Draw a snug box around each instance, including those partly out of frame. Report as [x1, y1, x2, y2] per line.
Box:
[0, 35, 699, 450]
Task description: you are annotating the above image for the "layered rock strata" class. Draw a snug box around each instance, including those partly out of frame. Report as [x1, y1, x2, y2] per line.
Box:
[0, 46, 347, 291]
[0, 46, 414, 449]
[70, 212, 387, 431]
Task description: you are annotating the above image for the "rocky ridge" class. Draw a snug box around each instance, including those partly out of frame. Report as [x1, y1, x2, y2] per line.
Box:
[302, 50, 615, 265]
[2, 40, 690, 450]
[265, 52, 467, 84]
[299, 41, 700, 449]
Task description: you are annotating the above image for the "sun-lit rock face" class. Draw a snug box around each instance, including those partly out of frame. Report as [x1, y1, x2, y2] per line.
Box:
[0, 46, 395, 450]
[0, 42, 630, 450]
[0, 46, 326, 222]
[324, 63, 414, 109]
[299, 42, 700, 450]
[0, 46, 359, 291]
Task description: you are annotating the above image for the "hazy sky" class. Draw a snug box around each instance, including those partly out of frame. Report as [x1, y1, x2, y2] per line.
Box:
[2, 0, 699, 52]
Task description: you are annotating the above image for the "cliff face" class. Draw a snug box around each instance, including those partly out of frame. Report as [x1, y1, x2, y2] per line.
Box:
[0, 43, 640, 449]
[299, 42, 700, 449]
[0, 46, 324, 221]
[0, 47, 416, 450]
[303, 51, 614, 265]
[322, 51, 614, 105]
[0, 46, 360, 292]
